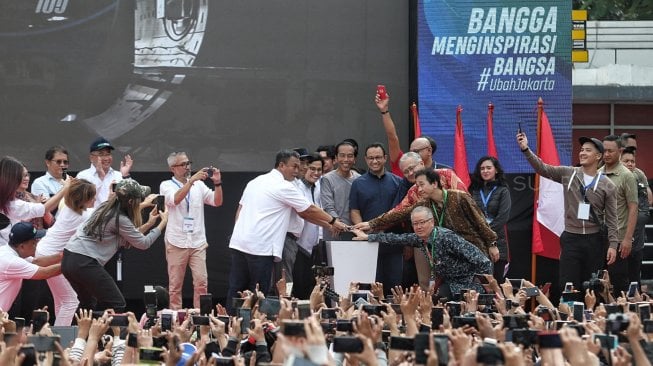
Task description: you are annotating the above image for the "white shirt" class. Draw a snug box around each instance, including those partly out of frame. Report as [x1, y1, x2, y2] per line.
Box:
[297, 179, 321, 254]
[0, 200, 46, 246]
[36, 205, 93, 257]
[229, 169, 311, 260]
[76, 165, 123, 208]
[0, 244, 39, 311]
[160, 177, 217, 249]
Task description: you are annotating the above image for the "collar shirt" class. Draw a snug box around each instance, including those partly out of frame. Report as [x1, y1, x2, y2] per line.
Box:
[599, 162, 638, 241]
[160, 177, 216, 248]
[76, 165, 123, 208]
[350, 171, 401, 221]
[0, 244, 39, 310]
[229, 169, 311, 260]
[297, 179, 321, 253]
[0, 200, 46, 246]
[31, 172, 64, 197]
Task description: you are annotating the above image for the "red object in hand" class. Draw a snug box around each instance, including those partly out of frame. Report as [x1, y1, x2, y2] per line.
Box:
[377, 84, 387, 100]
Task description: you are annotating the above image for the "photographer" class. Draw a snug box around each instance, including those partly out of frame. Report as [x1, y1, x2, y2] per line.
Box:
[61, 179, 168, 312]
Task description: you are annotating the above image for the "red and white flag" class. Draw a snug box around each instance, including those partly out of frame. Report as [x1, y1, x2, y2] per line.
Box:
[454, 105, 470, 187]
[532, 98, 564, 259]
[411, 102, 422, 138]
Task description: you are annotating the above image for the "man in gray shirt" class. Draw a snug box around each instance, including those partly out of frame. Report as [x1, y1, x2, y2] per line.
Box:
[320, 140, 360, 241]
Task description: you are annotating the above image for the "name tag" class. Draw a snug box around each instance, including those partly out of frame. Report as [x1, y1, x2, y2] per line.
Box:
[577, 202, 590, 220]
[183, 217, 195, 233]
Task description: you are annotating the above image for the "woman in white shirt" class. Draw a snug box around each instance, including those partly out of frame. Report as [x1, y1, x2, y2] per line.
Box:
[36, 179, 96, 325]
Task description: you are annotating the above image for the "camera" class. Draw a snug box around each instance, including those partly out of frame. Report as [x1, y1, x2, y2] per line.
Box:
[311, 265, 334, 277]
[606, 313, 629, 333]
[203, 167, 214, 178]
[582, 271, 604, 293]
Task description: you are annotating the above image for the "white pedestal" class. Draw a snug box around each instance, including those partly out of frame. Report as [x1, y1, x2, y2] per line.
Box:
[326, 241, 378, 298]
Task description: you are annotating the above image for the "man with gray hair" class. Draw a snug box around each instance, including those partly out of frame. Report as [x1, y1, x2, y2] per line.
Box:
[160, 152, 223, 309]
[352, 206, 491, 296]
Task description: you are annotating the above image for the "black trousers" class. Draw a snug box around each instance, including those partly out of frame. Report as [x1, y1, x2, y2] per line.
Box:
[559, 231, 604, 293]
[61, 250, 126, 312]
[292, 249, 316, 300]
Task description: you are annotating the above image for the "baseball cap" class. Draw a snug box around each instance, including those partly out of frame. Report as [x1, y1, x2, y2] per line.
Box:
[579, 137, 604, 154]
[114, 179, 151, 200]
[9, 222, 46, 246]
[177, 343, 197, 366]
[90, 137, 115, 152]
[293, 147, 310, 159]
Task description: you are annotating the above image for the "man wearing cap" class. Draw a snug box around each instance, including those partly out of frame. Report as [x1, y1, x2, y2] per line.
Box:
[517, 133, 618, 292]
[600, 135, 638, 296]
[0, 222, 61, 311]
[31, 145, 70, 198]
[160, 152, 223, 309]
[77, 137, 133, 208]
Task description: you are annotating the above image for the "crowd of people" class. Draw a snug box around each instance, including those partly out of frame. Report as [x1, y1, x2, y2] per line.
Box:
[1, 88, 652, 364]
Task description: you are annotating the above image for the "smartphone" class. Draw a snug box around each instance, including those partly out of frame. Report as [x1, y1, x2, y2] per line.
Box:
[259, 298, 282, 318]
[389, 336, 415, 351]
[61, 170, 68, 180]
[232, 297, 245, 309]
[474, 274, 490, 284]
[217, 315, 230, 326]
[321, 308, 337, 320]
[110, 314, 129, 327]
[567, 323, 585, 336]
[350, 292, 369, 303]
[644, 319, 653, 333]
[320, 322, 335, 333]
[281, 320, 306, 337]
[432, 335, 449, 366]
[476, 345, 503, 364]
[522, 287, 540, 297]
[31, 310, 48, 333]
[27, 335, 60, 352]
[503, 315, 529, 329]
[297, 301, 312, 319]
[536, 306, 553, 322]
[478, 293, 496, 306]
[508, 278, 523, 292]
[152, 336, 167, 348]
[512, 329, 537, 347]
[518, 122, 523, 134]
[199, 294, 212, 315]
[431, 307, 444, 330]
[238, 308, 252, 333]
[561, 291, 583, 304]
[604, 304, 620, 315]
[627, 282, 638, 298]
[111, 182, 117, 192]
[593, 334, 618, 350]
[639, 303, 651, 321]
[176, 311, 187, 324]
[540, 282, 552, 295]
[445, 301, 462, 317]
[161, 313, 172, 332]
[452, 316, 478, 329]
[155, 195, 165, 213]
[214, 357, 235, 366]
[204, 342, 221, 360]
[128, 333, 138, 348]
[336, 319, 354, 332]
[14, 317, 26, 330]
[362, 304, 386, 317]
[563, 282, 574, 293]
[191, 316, 210, 326]
[139, 347, 164, 363]
[414, 333, 429, 364]
[538, 332, 562, 348]
[19, 345, 37, 366]
[572, 302, 585, 322]
[390, 303, 402, 315]
[376, 85, 387, 100]
[203, 167, 214, 178]
[333, 336, 364, 353]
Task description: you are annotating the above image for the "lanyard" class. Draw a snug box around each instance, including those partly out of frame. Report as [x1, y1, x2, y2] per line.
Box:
[171, 177, 191, 212]
[578, 172, 601, 203]
[479, 186, 497, 212]
[421, 237, 437, 279]
[431, 189, 448, 228]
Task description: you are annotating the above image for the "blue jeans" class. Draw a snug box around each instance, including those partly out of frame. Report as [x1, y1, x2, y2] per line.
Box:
[226, 249, 274, 314]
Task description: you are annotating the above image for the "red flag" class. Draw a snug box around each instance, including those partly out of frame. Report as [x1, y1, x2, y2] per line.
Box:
[532, 98, 564, 259]
[486, 102, 498, 158]
[454, 105, 470, 187]
[411, 102, 422, 138]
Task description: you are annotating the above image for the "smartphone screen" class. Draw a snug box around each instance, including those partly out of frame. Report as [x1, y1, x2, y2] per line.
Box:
[161, 313, 172, 332]
[200, 294, 213, 316]
[297, 302, 312, 319]
[522, 287, 539, 297]
[572, 302, 585, 322]
[593, 334, 617, 350]
[155, 195, 165, 213]
[31, 310, 48, 334]
[627, 282, 638, 298]
[414, 333, 429, 364]
[639, 303, 651, 321]
[389, 336, 414, 351]
[431, 307, 444, 329]
[238, 308, 252, 334]
[332, 336, 364, 353]
[538, 332, 562, 348]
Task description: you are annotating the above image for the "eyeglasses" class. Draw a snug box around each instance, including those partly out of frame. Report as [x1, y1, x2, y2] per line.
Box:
[411, 218, 433, 227]
[50, 159, 69, 165]
[91, 152, 112, 157]
[410, 146, 430, 153]
[366, 156, 385, 161]
[402, 164, 419, 175]
[172, 161, 192, 168]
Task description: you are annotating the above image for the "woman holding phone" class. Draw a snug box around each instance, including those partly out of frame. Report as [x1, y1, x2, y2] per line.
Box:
[35, 179, 96, 325]
[469, 156, 511, 282]
[62, 179, 168, 312]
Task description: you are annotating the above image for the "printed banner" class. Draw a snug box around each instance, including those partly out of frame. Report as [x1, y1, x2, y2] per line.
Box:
[417, 0, 572, 173]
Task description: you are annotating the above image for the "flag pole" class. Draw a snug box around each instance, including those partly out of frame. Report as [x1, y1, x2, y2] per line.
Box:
[531, 97, 544, 286]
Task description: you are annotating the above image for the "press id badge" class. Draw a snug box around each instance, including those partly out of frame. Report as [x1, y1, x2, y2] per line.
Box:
[182, 217, 195, 233]
[577, 202, 590, 220]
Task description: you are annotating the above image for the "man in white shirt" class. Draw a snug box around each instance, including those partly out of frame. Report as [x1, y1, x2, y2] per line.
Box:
[77, 137, 133, 208]
[31, 145, 70, 198]
[160, 152, 223, 309]
[227, 150, 350, 310]
[0, 222, 61, 311]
